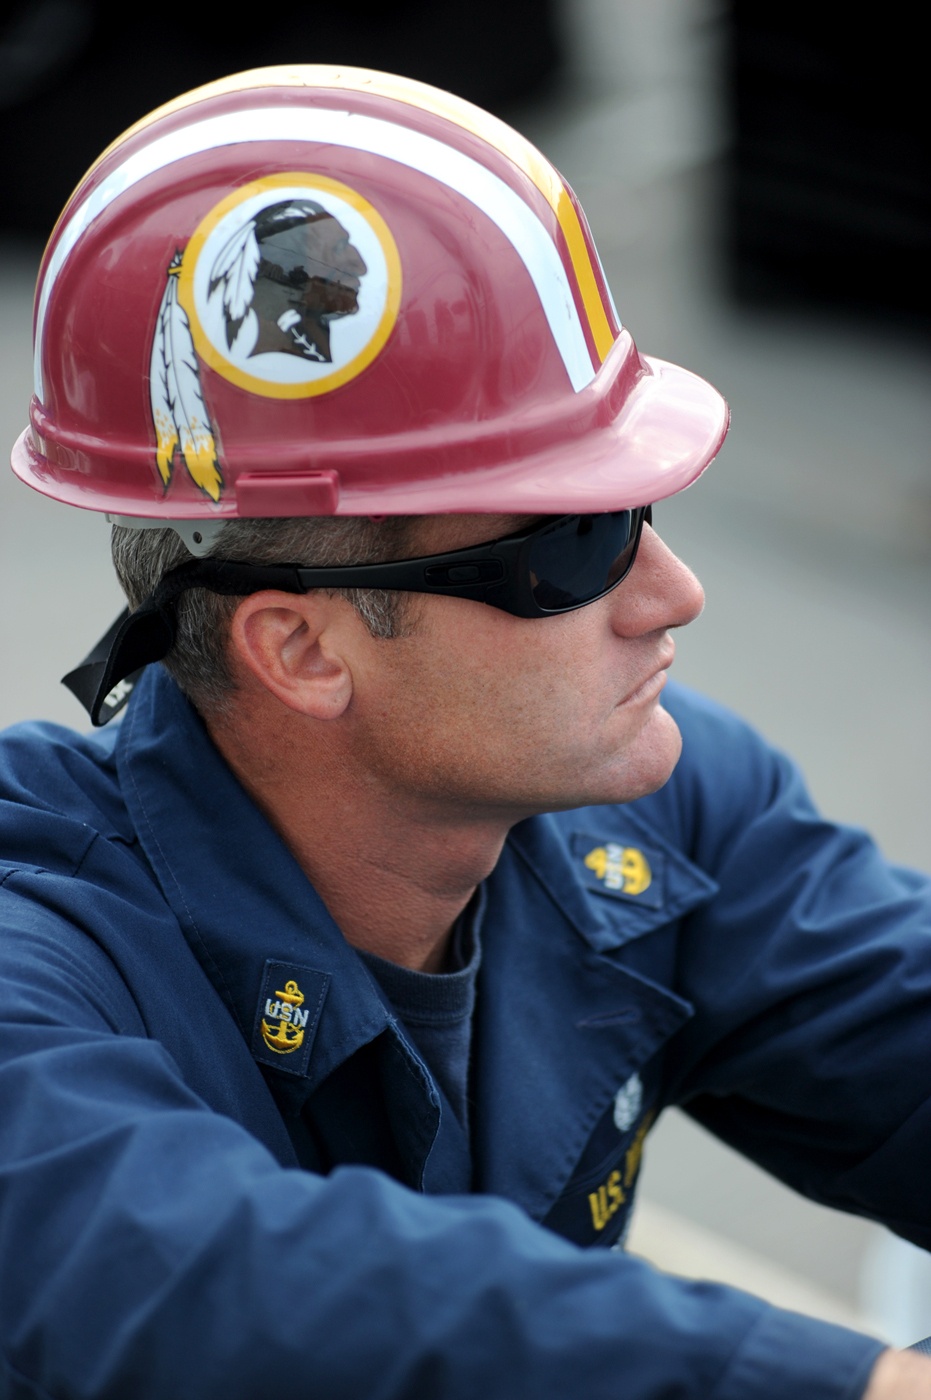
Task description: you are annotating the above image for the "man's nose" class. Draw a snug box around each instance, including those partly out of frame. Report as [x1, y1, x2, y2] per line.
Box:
[608, 522, 704, 637]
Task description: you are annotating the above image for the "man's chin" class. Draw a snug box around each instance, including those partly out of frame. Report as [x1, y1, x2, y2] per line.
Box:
[584, 709, 684, 810]
[623, 707, 684, 799]
[530, 747, 683, 820]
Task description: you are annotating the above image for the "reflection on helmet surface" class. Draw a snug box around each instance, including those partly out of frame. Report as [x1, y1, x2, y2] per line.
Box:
[211, 199, 368, 364]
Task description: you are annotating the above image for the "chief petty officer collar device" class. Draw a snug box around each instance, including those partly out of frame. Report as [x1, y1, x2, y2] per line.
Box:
[12, 65, 728, 724]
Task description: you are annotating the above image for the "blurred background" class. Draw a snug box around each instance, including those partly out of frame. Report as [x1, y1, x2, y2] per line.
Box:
[1, 0, 929, 1345]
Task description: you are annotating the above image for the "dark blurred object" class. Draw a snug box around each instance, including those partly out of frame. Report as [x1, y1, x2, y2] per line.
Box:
[724, 4, 930, 332]
[0, 0, 562, 239]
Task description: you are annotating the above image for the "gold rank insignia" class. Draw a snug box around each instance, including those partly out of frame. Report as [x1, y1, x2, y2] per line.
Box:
[583, 842, 652, 895]
[252, 961, 330, 1076]
[571, 831, 665, 910]
[261, 979, 309, 1055]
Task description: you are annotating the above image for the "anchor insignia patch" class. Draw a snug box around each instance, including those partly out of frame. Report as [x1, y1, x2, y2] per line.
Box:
[571, 832, 665, 909]
[262, 979, 309, 1055]
[252, 961, 329, 1076]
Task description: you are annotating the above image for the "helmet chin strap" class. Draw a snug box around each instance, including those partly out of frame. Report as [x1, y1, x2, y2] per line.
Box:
[61, 518, 229, 726]
[62, 602, 175, 727]
[62, 557, 310, 726]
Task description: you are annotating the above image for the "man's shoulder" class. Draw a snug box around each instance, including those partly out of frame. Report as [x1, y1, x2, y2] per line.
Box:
[0, 718, 150, 1023]
[538, 681, 802, 870]
[0, 717, 130, 876]
[661, 678, 775, 756]
[652, 679, 799, 819]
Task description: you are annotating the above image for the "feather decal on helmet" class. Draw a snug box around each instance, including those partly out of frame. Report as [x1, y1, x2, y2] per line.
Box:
[150, 254, 223, 501]
[208, 221, 261, 350]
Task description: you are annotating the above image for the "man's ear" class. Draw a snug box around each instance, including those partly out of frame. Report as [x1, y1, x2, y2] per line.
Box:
[228, 592, 354, 719]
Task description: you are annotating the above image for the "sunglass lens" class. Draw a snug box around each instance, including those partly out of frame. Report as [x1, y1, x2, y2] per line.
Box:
[527, 510, 645, 611]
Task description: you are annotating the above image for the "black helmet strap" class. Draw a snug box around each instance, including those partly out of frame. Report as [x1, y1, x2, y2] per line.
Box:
[62, 558, 310, 725]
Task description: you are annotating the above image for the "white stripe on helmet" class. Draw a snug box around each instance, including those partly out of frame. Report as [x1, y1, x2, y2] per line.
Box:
[35, 106, 598, 401]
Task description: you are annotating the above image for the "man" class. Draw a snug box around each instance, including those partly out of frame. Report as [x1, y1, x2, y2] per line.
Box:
[2, 65, 930, 1399]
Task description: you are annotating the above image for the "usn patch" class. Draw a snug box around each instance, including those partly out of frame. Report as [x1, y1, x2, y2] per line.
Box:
[251, 960, 330, 1077]
[571, 833, 664, 909]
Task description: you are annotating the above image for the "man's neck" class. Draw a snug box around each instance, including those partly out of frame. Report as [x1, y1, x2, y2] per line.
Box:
[294, 816, 501, 973]
[209, 710, 511, 973]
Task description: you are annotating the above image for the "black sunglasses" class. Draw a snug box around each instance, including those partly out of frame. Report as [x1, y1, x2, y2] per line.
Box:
[334, 505, 654, 617]
[64, 508, 652, 725]
[177, 505, 652, 619]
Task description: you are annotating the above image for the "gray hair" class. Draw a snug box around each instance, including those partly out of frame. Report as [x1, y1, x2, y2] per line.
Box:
[111, 515, 418, 715]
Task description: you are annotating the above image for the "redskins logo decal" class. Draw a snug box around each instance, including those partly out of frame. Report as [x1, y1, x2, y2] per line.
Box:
[148, 173, 402, 502]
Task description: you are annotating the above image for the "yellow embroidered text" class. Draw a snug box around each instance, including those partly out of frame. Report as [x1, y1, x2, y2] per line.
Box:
[260, 979, 309, 1055]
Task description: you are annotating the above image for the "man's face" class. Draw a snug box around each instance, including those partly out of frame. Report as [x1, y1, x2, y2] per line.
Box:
[340, 512, 705, 823]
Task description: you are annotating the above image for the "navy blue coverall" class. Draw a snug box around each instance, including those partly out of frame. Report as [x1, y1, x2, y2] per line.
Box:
[1, 666, 928, 1398]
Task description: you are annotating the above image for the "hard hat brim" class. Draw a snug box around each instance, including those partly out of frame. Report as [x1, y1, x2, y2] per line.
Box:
[357, 346, 730, 516]
[12, 335, 728, 520]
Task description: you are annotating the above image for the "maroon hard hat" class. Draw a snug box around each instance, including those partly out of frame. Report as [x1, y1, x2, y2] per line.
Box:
[13, 65, 728, 524]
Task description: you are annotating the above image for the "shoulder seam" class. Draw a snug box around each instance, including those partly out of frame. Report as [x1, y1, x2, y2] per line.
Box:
[0, 824, 99, 883]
